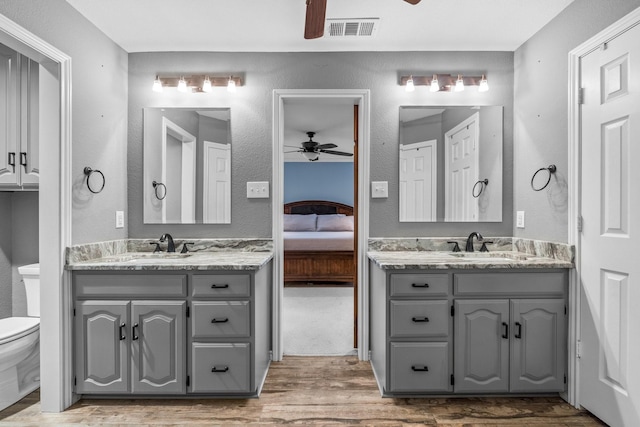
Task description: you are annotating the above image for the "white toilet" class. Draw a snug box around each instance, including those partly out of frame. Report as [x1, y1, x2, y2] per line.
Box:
[0, 263, 40, 411]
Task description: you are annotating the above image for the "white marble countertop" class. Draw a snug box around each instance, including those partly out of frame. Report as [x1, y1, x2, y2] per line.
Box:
[367, 251, 574, 270]
[66, 251, 273, 271]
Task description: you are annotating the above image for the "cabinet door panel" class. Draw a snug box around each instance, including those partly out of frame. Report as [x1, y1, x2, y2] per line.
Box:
[75, 301, 130, 393]
[131, 301, 186, 394]
[390, 300, 449, 338]
[510, 299, 566, 392]
[191, 343, 251, 393]
[454, 299, 509, 392]
[0, 46, 18, 185]
[389, 342, 451, 392]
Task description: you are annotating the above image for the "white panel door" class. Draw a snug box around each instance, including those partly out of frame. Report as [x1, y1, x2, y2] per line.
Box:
[445, 113, 479, 221]
[203, 141, 231, 223]
[399, 139, 437, 221]
[580, 22, 640, 427]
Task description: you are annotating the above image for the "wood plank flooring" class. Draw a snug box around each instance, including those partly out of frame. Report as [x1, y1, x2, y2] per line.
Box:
[0, 356, 605, 426]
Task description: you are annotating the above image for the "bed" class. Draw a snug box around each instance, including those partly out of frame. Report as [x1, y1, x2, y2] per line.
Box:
[283, 200, 355, 284]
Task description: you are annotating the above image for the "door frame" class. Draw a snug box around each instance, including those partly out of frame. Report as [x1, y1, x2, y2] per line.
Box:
[272, 89, 370, 361]
[568, 5, 640, 408]
[0, 14, 73, 412]
[161, 117, 196, 223]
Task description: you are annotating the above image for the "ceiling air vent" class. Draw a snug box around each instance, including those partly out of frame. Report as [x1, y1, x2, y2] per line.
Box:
[327, 18, 379, 37]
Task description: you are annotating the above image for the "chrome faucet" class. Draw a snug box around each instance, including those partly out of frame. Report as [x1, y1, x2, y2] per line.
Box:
[465, 232, 483, 252]
[159, 233, 176, 253]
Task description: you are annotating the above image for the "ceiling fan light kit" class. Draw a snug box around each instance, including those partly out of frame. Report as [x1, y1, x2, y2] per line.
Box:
[400, 74, 489, 93]
[151, 75, 243, 93]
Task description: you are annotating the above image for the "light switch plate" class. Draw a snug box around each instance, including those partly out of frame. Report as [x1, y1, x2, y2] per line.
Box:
[247, 181, 269, 198]
[371, 181, 389, 198]
[516, 210, 525, 228]
[115, 211, 124, 229]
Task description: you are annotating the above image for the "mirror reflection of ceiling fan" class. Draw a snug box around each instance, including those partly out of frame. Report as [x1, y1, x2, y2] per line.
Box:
[305, 0, 421, 39]
[285, 132, 354, 161]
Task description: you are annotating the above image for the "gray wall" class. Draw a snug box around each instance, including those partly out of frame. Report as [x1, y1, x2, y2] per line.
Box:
[513, 0, 640, 242]
[128, 51, 514, 238]
[0, 193, 11, 318]
[0, 0, 129, 245]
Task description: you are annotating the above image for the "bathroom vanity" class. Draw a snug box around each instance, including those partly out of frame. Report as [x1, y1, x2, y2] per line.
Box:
[368, 247, 573, 397]
[67, 244, 273, 398]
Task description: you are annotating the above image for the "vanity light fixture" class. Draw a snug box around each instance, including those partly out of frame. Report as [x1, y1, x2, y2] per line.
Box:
[400, 73, 489, 92]
[152, 75, 163, 92]
[405, 75, 415, 92]
[152, 75, 243, 93]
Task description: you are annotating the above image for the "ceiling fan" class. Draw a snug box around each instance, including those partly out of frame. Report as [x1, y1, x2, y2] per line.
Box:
[305, 0, 421, 39]
[285, 132, 354, 161]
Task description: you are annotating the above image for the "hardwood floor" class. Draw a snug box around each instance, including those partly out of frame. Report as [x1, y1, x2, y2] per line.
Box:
[0, 356, 605, 426]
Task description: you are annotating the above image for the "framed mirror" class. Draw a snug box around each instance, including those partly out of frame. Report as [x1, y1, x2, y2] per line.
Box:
[143, 107, 231, 224]
[399, 106, 503, 222]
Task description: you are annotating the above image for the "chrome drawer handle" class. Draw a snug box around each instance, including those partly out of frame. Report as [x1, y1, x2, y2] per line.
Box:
[412, 316, 429, 322]
[211, 366, 229, 373]
[411, 283, 429, 288]
[211, 284, 229, 289]
[211, 318, 229, 323]
[411, 365, 429, 372]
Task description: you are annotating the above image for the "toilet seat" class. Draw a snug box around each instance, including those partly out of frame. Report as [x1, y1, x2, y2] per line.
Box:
[0, 318, 40, 345]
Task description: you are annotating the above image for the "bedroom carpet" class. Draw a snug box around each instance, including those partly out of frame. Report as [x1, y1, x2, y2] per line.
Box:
[283, 287, 355, 356]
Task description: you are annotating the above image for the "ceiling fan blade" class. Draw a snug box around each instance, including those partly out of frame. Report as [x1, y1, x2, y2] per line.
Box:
[403, 0, 421, 4]
[319, 149, 353, 157]
[316, 143, 337, 149]
[284, 145, 302, 149]
[284, 150, 303, 153]
[304, 0, 327, 39]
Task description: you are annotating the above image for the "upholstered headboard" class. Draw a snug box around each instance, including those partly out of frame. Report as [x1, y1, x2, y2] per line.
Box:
[284, 200, 353, 216]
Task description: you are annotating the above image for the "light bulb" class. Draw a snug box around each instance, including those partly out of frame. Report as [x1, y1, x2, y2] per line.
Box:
[227, 77, 236, 93]
[202, 76, 212, 93]
[152, 75, 163, 93]
[430, 74, 439, 92]
[454, 74, 464, 92]
[177, 76, 188, 92]
[478, 75, 489, 92]
[405, 76, 415, 92]
[302, 151, 319, 161]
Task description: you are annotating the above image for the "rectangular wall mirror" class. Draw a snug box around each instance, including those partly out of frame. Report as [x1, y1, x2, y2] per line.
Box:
[399, 106, 503, 222]
[143, 107, 231, 224]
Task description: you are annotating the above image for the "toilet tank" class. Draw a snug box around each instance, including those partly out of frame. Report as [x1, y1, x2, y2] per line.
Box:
[18, 263, 40, 317]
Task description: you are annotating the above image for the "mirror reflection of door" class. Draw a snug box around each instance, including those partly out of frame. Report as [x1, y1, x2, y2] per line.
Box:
[399, 140, 437, 222]
[203, 141, 230, 223]
[162, 117, 196, 223]
[445, 112, 479, 221]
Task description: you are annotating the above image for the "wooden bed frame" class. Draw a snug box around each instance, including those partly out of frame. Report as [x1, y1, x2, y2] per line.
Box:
[283, 200, 355, 284]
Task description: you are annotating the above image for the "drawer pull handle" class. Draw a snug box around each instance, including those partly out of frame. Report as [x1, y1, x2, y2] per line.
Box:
[501, 322, 508, 339]
[119, 323, 126, 340]
[411, 283, 429, 288]
[515, 322, 522, 339]
[412, 316, 429, 322]
[411, 365, 429, 372]
[211, 366, 229, 373]
[211, 318, 229, 323]
[211, 284, 229, 289]
[132, 323, 139, 341]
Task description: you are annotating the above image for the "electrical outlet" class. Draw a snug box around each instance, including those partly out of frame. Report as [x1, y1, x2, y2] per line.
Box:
[371, 181, 389, 198]
[115, 210, 124, 229]
[516, 211, 525, 228]
[247, 181, 269, 198]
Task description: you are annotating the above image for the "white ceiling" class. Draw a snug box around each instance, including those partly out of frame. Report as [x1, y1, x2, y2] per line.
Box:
[65, 0, 574, 53]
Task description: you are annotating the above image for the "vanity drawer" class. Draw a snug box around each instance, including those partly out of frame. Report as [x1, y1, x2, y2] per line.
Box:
[190, 343, 251, 393]
[389, 342, 451, 392]
[390, 300, 449, 338]
[191, 274, 251, 298]
[75, 273, 187, 297]
[389, 273, 449, 297]
[192, 301, 250, 338]
[454, 272, 566, 296]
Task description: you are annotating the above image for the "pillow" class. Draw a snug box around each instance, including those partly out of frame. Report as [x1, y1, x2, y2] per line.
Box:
[317, 215, 354, 231]
[283, 214, 317, 231]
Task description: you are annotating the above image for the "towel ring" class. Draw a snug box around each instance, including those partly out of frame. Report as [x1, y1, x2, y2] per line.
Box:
[531, 164, 557, 191]
[472, 179, 489, 198]
[152, 181, 167, 200]
[84, 167, 105, 194]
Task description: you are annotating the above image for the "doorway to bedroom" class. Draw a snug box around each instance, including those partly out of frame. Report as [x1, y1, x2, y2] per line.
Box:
[281, 98, 358, 356]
